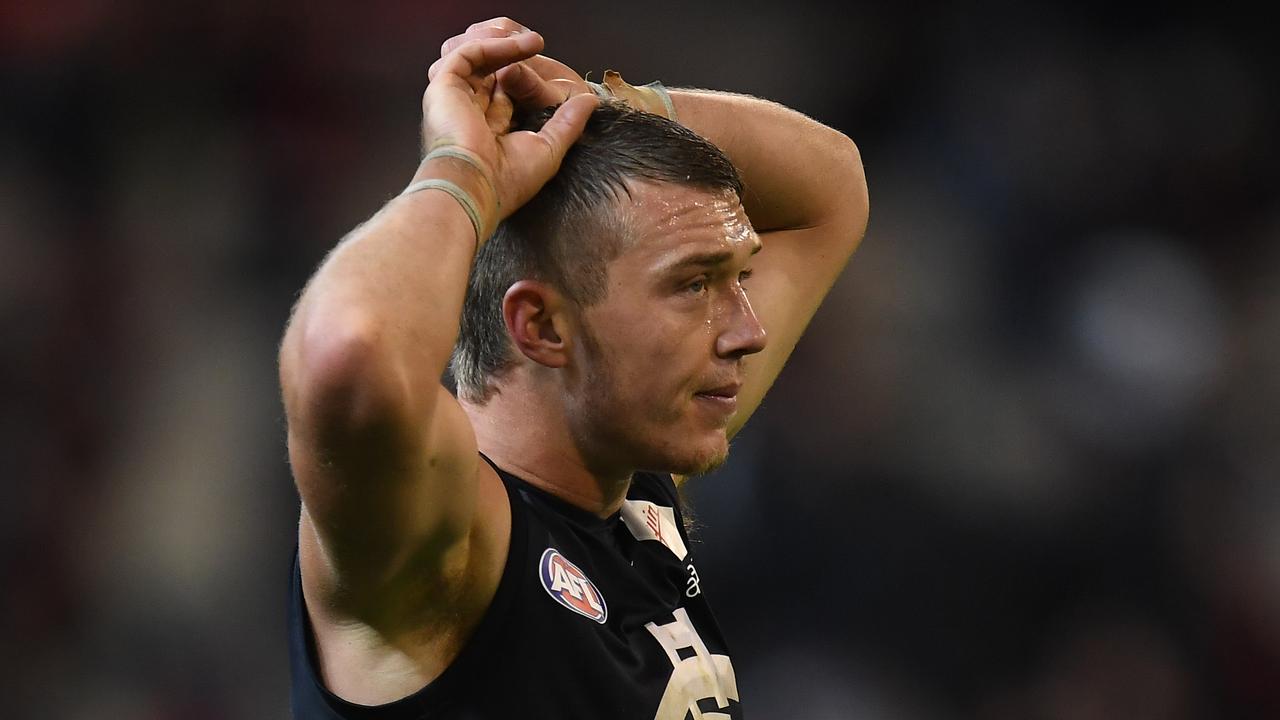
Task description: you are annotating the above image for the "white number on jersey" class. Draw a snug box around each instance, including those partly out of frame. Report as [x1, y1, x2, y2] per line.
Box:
[645, 608, 739, 719]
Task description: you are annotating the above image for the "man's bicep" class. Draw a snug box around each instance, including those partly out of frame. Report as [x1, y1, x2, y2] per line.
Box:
[290, 383, 481, 598]
[728, 223, 863, 439]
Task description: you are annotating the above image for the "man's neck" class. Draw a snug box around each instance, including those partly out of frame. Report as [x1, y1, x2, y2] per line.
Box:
[461, 381, 633, 518]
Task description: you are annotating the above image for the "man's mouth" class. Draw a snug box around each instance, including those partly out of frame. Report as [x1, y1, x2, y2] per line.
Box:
[693, 383, 741, 415]
[696, 383, 741, 399]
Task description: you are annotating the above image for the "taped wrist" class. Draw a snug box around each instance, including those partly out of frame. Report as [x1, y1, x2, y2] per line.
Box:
[589, 70, 678, 121]
[401, 145, 500, 247]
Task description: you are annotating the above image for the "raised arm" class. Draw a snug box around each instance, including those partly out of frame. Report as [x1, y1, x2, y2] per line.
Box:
[668, 89, 868, 437]
[278, 29, 596, 617]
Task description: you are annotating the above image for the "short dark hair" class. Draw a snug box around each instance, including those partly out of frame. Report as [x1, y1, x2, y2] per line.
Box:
[450, 100, 744, 402]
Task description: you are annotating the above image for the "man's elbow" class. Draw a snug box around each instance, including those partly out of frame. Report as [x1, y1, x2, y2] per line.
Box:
[824, 131, 869, 243]
[836, 132, 868, 198]
[280, 310, 412, 436]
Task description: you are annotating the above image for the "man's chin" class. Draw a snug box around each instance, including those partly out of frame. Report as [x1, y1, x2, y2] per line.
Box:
[665, 441, 730, 478]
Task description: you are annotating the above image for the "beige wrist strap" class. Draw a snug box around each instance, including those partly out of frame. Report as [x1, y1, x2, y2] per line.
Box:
[400, 146, 500, 245]
[421, 145, 499, 211]
[401, 178, 483, 243]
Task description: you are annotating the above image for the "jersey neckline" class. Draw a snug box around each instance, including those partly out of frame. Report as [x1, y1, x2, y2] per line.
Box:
[479, 452, 638, 533]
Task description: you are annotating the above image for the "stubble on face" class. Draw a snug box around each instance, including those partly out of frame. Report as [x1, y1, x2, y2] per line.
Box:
[568, 314, 731, 479]
[558, 180, 760, 480]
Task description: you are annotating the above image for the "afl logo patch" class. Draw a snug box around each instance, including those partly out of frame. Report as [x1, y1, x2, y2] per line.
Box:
[539, 548, 608, 624]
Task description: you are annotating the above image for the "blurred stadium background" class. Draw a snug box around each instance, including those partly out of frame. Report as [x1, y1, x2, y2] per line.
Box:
[2, 1, 1277, 717]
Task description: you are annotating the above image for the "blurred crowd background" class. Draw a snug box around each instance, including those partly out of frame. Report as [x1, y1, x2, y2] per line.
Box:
[3, 1, 1277, 718]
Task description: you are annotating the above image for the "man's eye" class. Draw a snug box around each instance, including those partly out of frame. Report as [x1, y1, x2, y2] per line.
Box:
[738, 269, 754, 283]
[685, 279, 707, 294]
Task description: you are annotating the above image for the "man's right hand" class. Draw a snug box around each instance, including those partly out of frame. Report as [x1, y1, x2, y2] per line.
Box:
[430, 17, 677, 137]
[432, 18, 594, 112]
[419, 28, 598, 235]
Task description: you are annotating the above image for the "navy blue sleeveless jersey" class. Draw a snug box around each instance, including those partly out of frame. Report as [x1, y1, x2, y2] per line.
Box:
[288, 458, 744, 719]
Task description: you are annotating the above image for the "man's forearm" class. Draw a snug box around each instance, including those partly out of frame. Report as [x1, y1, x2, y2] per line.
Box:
[669, 89, 864, 234]
[280, 185, 479, 417]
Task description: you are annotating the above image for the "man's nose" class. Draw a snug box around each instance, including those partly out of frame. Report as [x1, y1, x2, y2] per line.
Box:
[715, 291, 767, 359]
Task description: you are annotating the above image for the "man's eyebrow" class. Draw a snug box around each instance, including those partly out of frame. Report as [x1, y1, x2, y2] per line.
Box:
[661, 243, 763, 273]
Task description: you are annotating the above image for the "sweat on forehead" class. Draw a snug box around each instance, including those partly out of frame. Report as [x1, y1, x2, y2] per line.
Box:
[616, 180, 752, 248]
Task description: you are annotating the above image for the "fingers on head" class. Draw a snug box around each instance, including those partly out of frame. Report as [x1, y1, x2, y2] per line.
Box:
[442, 24, 517, 56]
[547, 79, 579, 103]
[467, 17, 527, 34]
[433, 33, 544, 84]
[496, 62, 553, 106]
[538, 93, 599, 158]
[497, 65, 582, 111]
[495, 62, 529, 92]
[484, 91, 514, 136]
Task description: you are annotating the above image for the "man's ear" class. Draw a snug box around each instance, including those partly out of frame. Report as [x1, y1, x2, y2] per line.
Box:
[503, 280, 574, 369]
